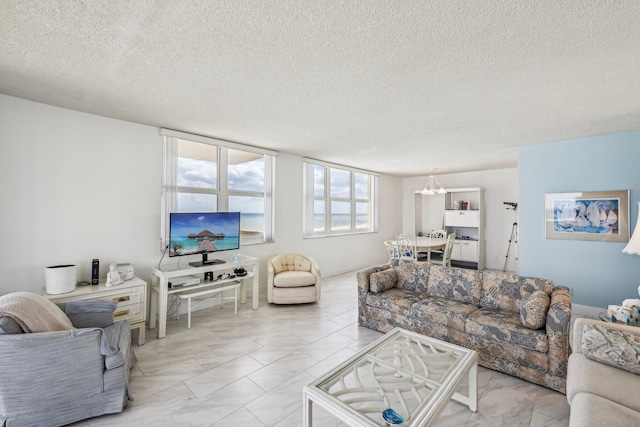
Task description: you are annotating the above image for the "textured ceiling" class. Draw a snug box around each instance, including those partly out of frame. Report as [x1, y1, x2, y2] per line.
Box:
[1, 1, 639, 176]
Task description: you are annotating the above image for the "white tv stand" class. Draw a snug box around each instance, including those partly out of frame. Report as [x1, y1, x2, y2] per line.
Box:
[149, 254, 258, 338]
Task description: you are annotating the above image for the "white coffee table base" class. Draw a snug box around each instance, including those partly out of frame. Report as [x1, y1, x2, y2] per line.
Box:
[302, 328, 477, 427]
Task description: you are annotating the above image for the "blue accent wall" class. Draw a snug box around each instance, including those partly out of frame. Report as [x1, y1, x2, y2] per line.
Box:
[518, 131, 640, 307]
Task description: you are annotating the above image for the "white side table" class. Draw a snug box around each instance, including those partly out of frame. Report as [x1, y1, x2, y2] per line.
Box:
[43, 276, 147, 345]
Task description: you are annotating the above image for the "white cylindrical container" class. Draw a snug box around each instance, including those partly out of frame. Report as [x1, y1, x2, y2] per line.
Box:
[45, 264, 77, 294]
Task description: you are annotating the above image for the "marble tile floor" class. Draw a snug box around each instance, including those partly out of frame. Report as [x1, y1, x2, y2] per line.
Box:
[72, 271, 570, 426]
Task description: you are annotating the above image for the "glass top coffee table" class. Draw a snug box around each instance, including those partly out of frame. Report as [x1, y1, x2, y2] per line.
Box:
[598, 311, 639, 326]
[303, 328, 477, 426]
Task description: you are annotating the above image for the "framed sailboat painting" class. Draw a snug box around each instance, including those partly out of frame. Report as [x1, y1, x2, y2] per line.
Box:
[545, 190, 630, 242]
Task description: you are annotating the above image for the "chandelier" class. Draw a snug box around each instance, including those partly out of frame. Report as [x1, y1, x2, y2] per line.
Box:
[421, 172, 447, 195]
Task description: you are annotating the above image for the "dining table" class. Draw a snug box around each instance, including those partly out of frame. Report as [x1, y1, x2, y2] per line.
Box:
[416, 236, 447, 262]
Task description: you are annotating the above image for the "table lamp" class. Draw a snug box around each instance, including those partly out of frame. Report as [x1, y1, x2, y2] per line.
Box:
[622, 201, 640, 296]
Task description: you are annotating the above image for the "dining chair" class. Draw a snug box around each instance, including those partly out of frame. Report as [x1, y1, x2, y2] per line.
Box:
[431, 233, 456, 267]
[427, 229, 448, 258]
[395, 234, 417, 261]
[384, 240, 399, 262]
[430, 229, 447, 239]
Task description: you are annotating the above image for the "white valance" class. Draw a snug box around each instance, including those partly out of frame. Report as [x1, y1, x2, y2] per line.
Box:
[303, 157, 380, 176]
[160, 128, 278, 157]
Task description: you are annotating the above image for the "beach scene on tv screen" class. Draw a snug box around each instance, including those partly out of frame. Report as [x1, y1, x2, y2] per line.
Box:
[170, 212, 240, 256]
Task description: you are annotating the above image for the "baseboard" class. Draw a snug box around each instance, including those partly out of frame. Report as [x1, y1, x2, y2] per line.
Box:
[571, 303, 602, 319]
[321, 258, 389, 278]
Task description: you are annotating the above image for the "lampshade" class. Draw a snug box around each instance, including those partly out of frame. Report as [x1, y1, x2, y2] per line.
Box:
[622, 201, 640, 255]
[421, 174, 446, 195]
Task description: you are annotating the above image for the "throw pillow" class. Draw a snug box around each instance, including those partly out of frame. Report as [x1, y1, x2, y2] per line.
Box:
[519, 289, 550, 329]
[582, 323, 640, 375]
[370, 269, 398, 293]
[0, 316, 25, 334]
[63, 300, 117, 328]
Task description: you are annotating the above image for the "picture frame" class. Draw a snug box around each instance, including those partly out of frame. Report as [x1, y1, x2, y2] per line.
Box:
[545, 190, 630, 242]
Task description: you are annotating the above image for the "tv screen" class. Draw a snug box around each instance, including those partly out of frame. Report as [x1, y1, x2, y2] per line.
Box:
[169, 212, 240, 266]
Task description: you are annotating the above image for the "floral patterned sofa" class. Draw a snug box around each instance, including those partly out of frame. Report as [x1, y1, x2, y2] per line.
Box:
[357, 261, 572, 393]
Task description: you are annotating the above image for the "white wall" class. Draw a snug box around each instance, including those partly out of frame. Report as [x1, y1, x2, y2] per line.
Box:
[0, 94, 402, 296]
[0, 95, 161, 293]
[402, 169, 518, 271]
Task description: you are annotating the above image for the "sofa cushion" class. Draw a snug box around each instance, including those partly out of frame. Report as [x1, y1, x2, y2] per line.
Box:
[273, 271, 317, 287]
[480, 271, 554, 313]
[567, 353, 640, 412]
[465, 332, 550, 373]
[366, 289, 424, 316]
[271, 284, 318, 303]
[581, 323, 640, 375]
[519, 290, 550, 329]
[370, 269, 398, 293]
[466, 308, 548, 352]
[569, 392, 640, 427]
[390, 260, 430, 293]
[411, 298, 478, 333]
[426, 265, 483, 305]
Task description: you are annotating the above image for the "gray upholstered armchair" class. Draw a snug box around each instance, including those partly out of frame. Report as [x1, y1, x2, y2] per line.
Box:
[0, 295, 136, 427]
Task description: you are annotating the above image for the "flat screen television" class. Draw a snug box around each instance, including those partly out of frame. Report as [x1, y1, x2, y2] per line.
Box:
[169, 212, 241, 267]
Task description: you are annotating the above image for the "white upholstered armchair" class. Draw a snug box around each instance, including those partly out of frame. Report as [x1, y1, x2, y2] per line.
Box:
[267, 254, 321, 304]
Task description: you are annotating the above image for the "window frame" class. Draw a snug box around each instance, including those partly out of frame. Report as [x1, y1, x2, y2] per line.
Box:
[161, 129, 276, 248]
[303, 158, 379, 237]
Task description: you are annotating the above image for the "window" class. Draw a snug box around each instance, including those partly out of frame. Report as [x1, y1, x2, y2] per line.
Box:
[303, 158, 378, 237]
[161, 129, 276, 247]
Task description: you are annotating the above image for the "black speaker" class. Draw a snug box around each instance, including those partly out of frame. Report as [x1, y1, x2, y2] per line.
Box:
[91, 259, 99, 285]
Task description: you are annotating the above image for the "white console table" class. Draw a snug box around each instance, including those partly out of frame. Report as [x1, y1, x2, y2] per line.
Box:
[148, 255, 259, 338]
